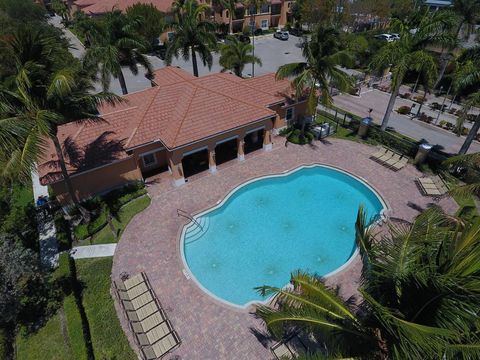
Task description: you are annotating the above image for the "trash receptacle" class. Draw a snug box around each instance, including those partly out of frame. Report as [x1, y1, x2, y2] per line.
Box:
[358, 116, 372, 138]
[414, 143, 432, 164]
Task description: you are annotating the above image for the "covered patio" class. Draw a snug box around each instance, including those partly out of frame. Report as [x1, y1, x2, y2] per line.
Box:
[113, 138, 457, 359]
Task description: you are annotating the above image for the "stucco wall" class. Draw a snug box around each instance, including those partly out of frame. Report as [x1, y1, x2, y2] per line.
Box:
[270, 100, 308, 129]
[51, 156, 142, 204]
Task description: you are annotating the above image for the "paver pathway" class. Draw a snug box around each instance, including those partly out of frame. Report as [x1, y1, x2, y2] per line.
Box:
[32, 170, 59, 269]
[113, 138, 457, 360]
[70, 244, 117, 259]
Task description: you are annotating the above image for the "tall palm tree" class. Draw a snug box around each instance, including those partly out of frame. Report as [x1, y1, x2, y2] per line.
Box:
[83, 10, 153, 95]
[256, 206, 480, 359]
[435, 0, 480, 88]
[219, 35, 261, 77]
[371, 11, 456, 131]
[165, 0, 217, 77]
[221, 0, 237, 34]
[0, 27, 120, 219]
[276, 26, 353, 138]
[444, 151, 480, 196]
[242, 0, 265, 77]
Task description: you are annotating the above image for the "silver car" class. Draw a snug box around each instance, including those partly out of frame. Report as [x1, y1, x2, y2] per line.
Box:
[274, 30, 289, 41]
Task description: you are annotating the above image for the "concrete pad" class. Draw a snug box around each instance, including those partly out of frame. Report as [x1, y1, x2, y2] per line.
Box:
[71, 244, 117, 259]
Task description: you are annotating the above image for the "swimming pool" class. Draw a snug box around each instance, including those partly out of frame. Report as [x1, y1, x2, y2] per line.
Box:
[181, 165, 386, 308]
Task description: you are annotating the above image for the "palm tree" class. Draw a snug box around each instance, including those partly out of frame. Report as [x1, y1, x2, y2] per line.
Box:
[444, 152, 480, 196]
[165, 0, 217, 77]
[242, 0, 265, 77]
[83, 10, 153, 95]
[51, 0, 70, 24]
[256, 206, 480, 359]
[435, 0, 480, 88]
[220, 0, 237, 34]
[0, 27, 120, 219]
[219, 35, 261, 77]
[370, 11, 456, 131]
[276, 26, 353, 138]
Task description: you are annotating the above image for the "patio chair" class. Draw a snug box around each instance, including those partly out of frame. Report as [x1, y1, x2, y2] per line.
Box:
[383, 153, 402, 167]
[127, 301, 159, 322]
[390, 156, 408, 171]
[136, 321, 173, 346]
[118, 282, 149, 301]
[141, 332, 180, 360]
[131, 311, 167, 334]
[417, 175, 448, 196]
[376, 150, 395, 164]
[271, 341, 296, 359]
[122, 291, 154, 312]
[370, 146, 388, 160]
[116, 273, 146, 292]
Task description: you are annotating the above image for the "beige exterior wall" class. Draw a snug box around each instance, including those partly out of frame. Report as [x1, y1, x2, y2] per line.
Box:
[270, 100, 308, 129]
[51, 156, 142, 205]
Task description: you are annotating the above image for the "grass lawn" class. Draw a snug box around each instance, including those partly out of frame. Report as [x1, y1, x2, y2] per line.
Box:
[16, 309, 74, 360]
[76, 257, 136, 360]
[78, 195, 151, 246]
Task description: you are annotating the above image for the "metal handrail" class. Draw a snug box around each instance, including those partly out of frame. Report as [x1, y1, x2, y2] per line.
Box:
[177, 209, 203, 231]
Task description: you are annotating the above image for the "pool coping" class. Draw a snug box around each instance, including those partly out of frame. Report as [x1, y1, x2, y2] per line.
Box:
[177, 163, 390, 310]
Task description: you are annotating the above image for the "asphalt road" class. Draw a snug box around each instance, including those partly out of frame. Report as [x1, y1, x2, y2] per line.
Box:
[49, 15, 479, 154]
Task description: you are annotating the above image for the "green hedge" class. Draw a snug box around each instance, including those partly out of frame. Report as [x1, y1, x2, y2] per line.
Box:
[54, 213, 72, 251]
[288, 129, 314, 144]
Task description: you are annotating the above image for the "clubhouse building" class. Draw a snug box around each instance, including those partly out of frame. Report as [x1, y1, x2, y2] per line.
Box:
[39, 67, 306, 203]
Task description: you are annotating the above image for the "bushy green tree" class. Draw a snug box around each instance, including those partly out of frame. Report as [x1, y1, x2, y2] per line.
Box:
[126, 3, 166, 51]
[219, 35, 261, 77]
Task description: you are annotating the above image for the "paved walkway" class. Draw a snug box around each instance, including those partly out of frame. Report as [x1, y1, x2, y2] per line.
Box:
[32, 170, 59, 269]
[112, 138, 457, 360]
[70, 244, 117, 259]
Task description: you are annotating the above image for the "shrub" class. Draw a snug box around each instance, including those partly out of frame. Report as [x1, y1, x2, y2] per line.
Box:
[278, 126, 293, 136]
[413, 95, 426, 103]
[400, 92, 411, 99]
[54, 212, 72, 251]
[438, 120, 447, 128]
[287, 129, 314, 144]
[396, 106, 411, 115]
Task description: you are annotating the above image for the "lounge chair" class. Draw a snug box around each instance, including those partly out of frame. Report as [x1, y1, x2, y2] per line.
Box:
[141, 332, 180, 360]
[417, 175, 448, 196]
[127, 301, 159, 322]
[271, 341, 296, 359]
[390, 156, 408, 171]
[371, 146, 387, 160]
[136, 321, 172, 346]
[383, 153, 402, 167]
[376, 150, 395, 163]
[122, 291, 154, 312]
[116, 273, 145, 292]
[118, 282, 149, 301]
[131, 312, 167, 334]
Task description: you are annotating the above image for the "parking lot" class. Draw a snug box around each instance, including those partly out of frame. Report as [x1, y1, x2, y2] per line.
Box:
[106, 34, 305, 94]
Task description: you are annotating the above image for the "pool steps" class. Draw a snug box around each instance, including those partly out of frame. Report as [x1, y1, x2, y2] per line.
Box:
[184, 216, 210, 244]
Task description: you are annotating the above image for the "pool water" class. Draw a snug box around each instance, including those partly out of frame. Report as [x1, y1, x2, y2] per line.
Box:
[181, 166, 385, 307]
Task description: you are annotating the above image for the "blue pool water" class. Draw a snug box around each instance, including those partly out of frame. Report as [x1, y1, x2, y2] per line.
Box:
[182, 166, 385, 307]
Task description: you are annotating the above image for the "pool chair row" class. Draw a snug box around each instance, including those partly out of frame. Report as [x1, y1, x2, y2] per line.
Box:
[370, 147, 408, 171]
[417, 175, 449, 196]
[113, 273, 181, 360]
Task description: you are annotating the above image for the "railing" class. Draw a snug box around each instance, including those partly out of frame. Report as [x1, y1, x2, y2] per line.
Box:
[177, 209, 203, 231]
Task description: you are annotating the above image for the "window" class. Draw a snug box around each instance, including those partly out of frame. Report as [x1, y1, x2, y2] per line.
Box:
[261, 19, 268, 29]
[142, 153, 156, 167]
[225, 9, 229, 18]
[167, 32, 175, 41]
[286, 107, 295, 121]
[260, 4, 270, 13]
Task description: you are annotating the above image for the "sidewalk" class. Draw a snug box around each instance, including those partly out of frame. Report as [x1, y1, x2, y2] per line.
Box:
[32, 170, 59, 269]
[70, 244, 117, 259]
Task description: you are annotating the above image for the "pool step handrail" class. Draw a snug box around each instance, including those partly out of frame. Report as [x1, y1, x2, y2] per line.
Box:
[177, 209, 203, 231]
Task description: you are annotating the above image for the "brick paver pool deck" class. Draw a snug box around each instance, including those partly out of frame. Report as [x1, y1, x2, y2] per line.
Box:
[112, 138, 457, 360]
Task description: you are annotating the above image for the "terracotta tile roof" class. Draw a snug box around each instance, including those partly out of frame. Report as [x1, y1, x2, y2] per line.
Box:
[38, 67, 294, 185]
[75, 0, 175, 14]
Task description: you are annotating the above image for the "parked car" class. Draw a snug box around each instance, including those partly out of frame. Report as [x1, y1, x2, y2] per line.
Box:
[254, 28, 263, 36]
[374, 34, 394, 42]
[225, 34, 250, 44]
[288, 27, 303, 37]
[390, 33, 400, 40]
[274, 30, 289, 40]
